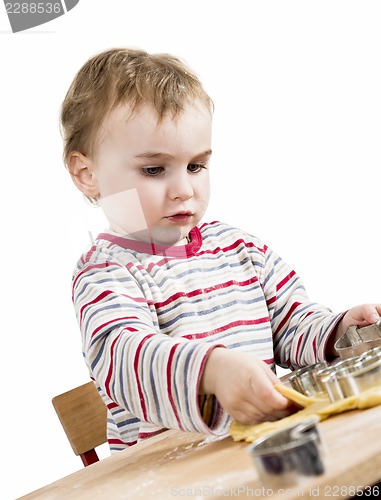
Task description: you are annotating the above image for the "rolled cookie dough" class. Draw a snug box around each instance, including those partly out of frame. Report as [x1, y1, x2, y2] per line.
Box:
[230, 383, 381, 443]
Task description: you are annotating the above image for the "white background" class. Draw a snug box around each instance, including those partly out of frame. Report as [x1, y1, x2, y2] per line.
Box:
[1, 1, 381, 498]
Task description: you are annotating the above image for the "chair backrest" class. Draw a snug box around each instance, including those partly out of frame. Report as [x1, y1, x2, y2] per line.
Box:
[52, 381, 108, 466]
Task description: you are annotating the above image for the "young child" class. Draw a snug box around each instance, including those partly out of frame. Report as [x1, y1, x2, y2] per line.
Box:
[61, 47, 381, 451]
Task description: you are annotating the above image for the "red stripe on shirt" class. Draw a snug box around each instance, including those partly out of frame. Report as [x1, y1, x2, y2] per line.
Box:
[89, 316, 139, 343]
[154, 277, 258, 309]
[137, 429, 167, 440]
[167, 344, 184, 431]
[79, 290, 113, 326]
[312, 335, 317, 359]
[276, 270, 296, 292]
[72, 262, 113, 300]
[295, 334, 304, 365]
[183, 317, 269, 339]
[120, 293, 152, 304]
[104, 336, 119, 398]
[144, 237, 266, 266]
[264, 357, 275, 365]
[107, 401, 119, 410]
[274, 301, 301, 336]
[197, 238, 265, 257]
[108, 438, 137, 447]
[133, 334, 155, 422]
[266, 296, 276, 307]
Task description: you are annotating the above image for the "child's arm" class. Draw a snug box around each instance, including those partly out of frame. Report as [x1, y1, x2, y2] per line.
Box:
[260, 245, 381, 366]
[73, 258, 229, 436]
[199, 348, 290, 425]
[259, 245, 345, 368]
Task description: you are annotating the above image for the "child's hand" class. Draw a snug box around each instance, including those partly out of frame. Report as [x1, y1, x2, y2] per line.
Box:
[327, 303, 381, 356]
[200, 348, 291, 425]
[341, 304, 381, 331]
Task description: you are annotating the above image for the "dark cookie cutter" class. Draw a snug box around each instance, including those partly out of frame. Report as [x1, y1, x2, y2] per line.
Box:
[248, 417, 325, 488]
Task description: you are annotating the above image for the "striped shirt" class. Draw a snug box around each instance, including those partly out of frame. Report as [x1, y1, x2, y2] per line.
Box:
[72, 221, 341, 451]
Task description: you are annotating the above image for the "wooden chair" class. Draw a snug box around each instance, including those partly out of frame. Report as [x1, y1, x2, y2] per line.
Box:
[52, 381, 108, 466]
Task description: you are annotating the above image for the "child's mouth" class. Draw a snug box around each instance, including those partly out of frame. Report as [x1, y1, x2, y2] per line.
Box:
[166, 212, 193, 223]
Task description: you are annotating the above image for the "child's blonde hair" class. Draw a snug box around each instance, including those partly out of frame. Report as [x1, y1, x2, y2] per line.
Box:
[60, 47, 213, 163]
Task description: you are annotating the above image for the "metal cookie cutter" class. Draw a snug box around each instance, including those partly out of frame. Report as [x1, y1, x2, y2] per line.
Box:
[334, 319, 381, 360]
[315, 358, 363, 402]
[248, 417, 325, 488]
[315, 348, 381, 402]
[288, 347, 381, 403]
[288, 362, 328, 397]
[336, 351, 381, 398]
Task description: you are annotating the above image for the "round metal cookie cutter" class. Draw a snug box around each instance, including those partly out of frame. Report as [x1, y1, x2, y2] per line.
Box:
[290, 347, 381, 402]
[247, 417, 325, 488]
[288, 362, 327, 397]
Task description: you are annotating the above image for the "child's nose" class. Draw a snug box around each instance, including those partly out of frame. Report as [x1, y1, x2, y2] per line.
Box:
[168, 171, 193, 201]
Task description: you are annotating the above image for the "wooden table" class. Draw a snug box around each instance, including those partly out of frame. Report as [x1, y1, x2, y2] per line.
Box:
[20, 404, 381, 499]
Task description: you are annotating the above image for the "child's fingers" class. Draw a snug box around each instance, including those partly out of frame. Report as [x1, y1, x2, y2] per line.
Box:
[247, 374, 289, 411]
[361, 304, 380, 324]
[231, 401, 294, 426]
[256, 361, 290, 408]
[345, 303, 381, 326]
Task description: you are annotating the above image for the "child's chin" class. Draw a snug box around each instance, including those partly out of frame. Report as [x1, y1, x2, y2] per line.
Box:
[148, 226, 186, 246]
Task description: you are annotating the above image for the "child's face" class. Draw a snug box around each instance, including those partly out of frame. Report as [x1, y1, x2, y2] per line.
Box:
[90, 102, 212, 245]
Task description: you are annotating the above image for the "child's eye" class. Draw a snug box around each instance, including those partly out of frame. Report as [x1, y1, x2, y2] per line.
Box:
[141, 166, 164, 177]
[187, 163, 205, 173]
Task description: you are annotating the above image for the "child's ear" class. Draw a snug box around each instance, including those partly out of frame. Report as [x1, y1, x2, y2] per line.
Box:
[67, 152, 99, 199]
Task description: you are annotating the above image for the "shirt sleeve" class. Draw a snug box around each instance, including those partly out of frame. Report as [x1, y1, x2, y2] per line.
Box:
[260, 245, 343, 369]
[72, 257, 227, 436]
